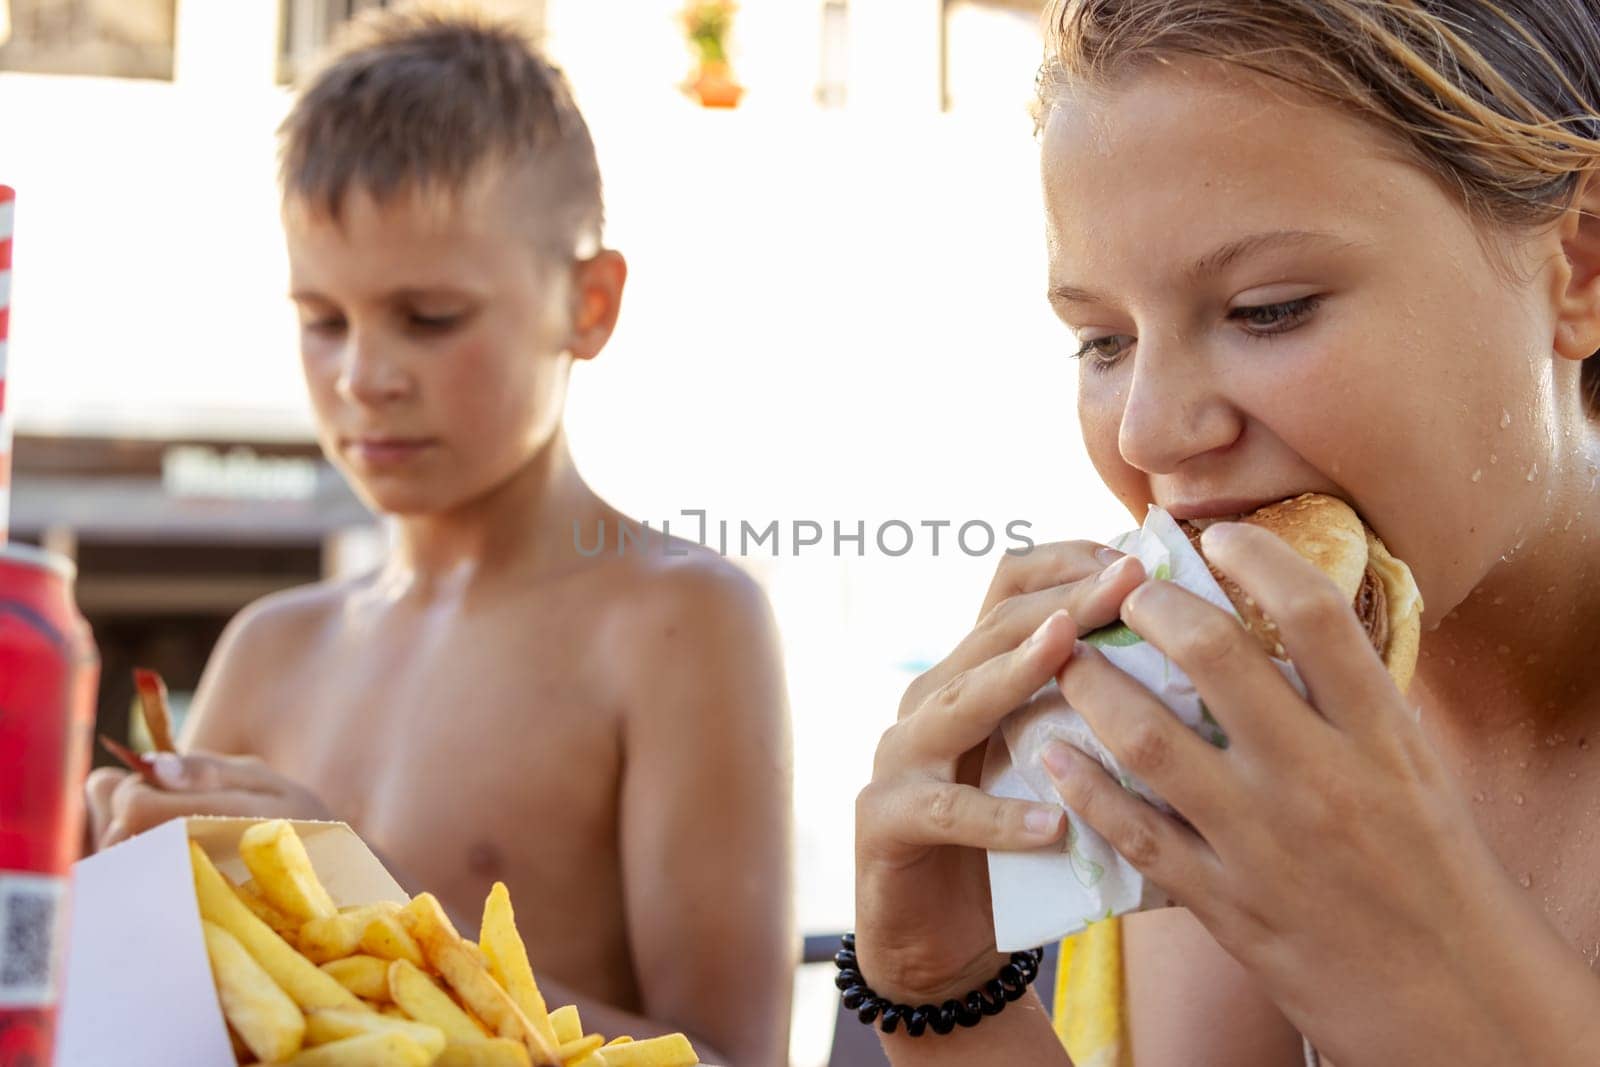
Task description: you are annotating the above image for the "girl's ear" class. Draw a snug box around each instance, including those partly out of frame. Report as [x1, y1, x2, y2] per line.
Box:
[1553, 171, 1600, 362]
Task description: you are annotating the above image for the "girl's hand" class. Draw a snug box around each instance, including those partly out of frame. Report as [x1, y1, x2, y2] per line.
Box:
[854, 541, 1145, 1002]
[1044, 521, 1595, 1065]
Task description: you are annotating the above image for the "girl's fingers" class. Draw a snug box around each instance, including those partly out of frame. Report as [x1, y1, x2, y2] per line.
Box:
[1042, 739, 1219, 908]
[899, 545, 1142, 721]
[1199, 523, 1405, 736]
[1118, 577, 1329, 759]
[1053, 640, 1230, 827]
[979, 539, 1126, 618]
[858, 777, 1066, 855]
[882, 609, 1079, 771]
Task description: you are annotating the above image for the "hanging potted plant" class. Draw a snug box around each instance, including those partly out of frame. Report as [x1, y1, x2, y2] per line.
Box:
[683, 1, 744, 108]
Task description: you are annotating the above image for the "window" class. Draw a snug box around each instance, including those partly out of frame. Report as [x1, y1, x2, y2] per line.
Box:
[940, 0, 1045, 113]
[816, 0, 847, 109]
[277, 0, 547, 84]
[0, 0, 177, 80]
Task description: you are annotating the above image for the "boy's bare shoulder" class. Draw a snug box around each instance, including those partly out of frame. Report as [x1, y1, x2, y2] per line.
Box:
[583, 532, 780, 711]
[204, 574, 374, 686]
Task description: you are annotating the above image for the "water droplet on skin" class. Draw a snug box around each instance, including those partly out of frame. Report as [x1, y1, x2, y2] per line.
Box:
[1515, 792, 1526, 805]
[1472, 790, 1487, 803]
[1497, 645, 1512, 655]
[1518, 759, 1529, 770]
[1502, 409, 1513, 429]
[1519, 872, 1533, 888]
[1547, 733, 1564, 747]
[1527, 464, 1540, 482]
[1580, 737, 1590, 750]
[1471, 468, 1483, 482]
[1490, 453, 1499, 464]
[1493, 596, 1505, 605]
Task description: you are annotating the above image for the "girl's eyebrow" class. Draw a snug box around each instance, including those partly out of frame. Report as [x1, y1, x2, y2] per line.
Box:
[1048, 228, 1361, 308]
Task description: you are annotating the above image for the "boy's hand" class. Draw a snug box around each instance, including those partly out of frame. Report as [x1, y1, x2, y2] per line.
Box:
[86, 753, 335, 851]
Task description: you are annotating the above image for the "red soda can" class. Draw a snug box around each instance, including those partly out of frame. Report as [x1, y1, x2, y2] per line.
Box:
[0, 545, 99, 1067]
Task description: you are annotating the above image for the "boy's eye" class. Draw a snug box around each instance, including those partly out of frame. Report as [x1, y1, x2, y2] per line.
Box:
[407, 311, 464, 332]
[1229, 295, 1321, 333]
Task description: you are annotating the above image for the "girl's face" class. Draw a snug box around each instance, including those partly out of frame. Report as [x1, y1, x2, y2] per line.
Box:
[1043, 59, 1581, 622]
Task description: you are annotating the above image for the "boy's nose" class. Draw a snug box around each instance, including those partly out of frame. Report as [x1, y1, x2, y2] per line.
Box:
[1116, 349, 1243, 475]
[336, 334, 412, 406]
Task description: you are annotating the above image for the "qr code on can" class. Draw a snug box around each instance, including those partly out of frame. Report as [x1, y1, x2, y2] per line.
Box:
[0, 874, 65, 1008]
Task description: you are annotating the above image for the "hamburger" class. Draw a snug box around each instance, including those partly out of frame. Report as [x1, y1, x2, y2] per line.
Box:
[1180, 493, 1422, 692]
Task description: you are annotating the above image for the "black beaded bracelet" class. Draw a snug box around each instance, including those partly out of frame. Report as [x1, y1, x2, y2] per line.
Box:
[833, 933, 1045, 1037]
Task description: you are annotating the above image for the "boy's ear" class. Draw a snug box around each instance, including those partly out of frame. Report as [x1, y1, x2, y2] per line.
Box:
[1554, 171, 1600, 362]
[567, 249, 628, 362]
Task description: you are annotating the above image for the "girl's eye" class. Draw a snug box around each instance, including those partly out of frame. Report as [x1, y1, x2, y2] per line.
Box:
[1071, 334, 1132, 370]
[303, 317, 346, 337]
[1230, 295, 1321, 334]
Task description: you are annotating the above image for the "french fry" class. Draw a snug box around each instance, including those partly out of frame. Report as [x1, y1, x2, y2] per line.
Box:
[606, 1036, 635, 1045]
[304, 1007, 448, 1057]
[479, 881, 559, 1050]
[239, 819, 339, 922]
[549, 1005, 582, 1045]
[200, 919, 305, 1063]
[267, 1031, 435, 1066]
[567, 1054, 609, 1067]
[235, 878, 303, 941]
[556, 1033, 605, 1061]
[189, 840, 367, 1014]
[320, 955, 392, 1001]
[359, 907, 426, 966]
[132, 667, 178, 753]
[400, 894, 562, 1065]
[434, 1038, 535, 1067]
[387, 958, 490, 1042]
[592, 1034, 699, 1067]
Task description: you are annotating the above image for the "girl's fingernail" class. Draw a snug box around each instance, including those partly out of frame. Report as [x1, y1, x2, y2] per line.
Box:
[1095, 546, 1124, 565]
[152, 752, 184, 787]
[1027, 610, 1066, 649]
[1200, 523, 1242, 551]
[1097, 555, 1135, 585]
[1025, 806, 1062, 836]
[1043, 740, 1078, 780]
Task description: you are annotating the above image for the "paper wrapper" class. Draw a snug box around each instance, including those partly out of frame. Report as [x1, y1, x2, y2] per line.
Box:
[982, 506, 1306, 951]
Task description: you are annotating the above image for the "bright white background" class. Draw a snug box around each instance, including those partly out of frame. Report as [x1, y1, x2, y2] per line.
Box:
[0, 1, 1132, 1058]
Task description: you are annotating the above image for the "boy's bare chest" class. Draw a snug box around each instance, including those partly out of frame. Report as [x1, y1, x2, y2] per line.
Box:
[248, 604, 633, 956]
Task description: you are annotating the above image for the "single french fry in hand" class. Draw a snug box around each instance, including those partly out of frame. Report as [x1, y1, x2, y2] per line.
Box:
[199, 919, 305, 1063]
[548, 1005, 582, 1045]
[556, 1033, 605, 1061]
[435, 1038, 535, 1067]
[240, 819, 339, 923]
[387, 958, 490, 1043]
[132, 668, 178, 753]
[304, 1008, 447, 1057]
[321, 955, 393, 1001]
[190, 840, 367, 1014]
[591, 1034, 699, 1067]
[479, 881, 559, 1051]
[267, 1030, 434, 1066]
[401, 893, 562, 1066]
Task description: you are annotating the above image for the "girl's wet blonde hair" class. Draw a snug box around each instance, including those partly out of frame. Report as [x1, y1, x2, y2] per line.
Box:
[1038, 0, 1600, 414]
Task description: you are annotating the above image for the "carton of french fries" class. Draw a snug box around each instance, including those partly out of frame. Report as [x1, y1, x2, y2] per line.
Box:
[56, 818, 705, 1067]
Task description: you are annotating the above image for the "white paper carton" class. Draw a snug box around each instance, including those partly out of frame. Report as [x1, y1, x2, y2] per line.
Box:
[55, 817, 405, 1067]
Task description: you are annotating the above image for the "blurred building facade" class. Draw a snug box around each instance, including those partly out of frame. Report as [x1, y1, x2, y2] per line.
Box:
[3, 3, 1138, 1059]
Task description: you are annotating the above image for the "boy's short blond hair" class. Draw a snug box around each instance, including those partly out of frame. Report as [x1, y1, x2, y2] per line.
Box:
[277, 6, 603, 257]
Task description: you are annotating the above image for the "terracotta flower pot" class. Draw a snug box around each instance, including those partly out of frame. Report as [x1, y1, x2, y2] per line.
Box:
[693, 59, 744, 108]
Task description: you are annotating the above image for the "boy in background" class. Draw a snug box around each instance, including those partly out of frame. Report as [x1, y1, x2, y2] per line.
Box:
[87, 10, 794, 1065]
